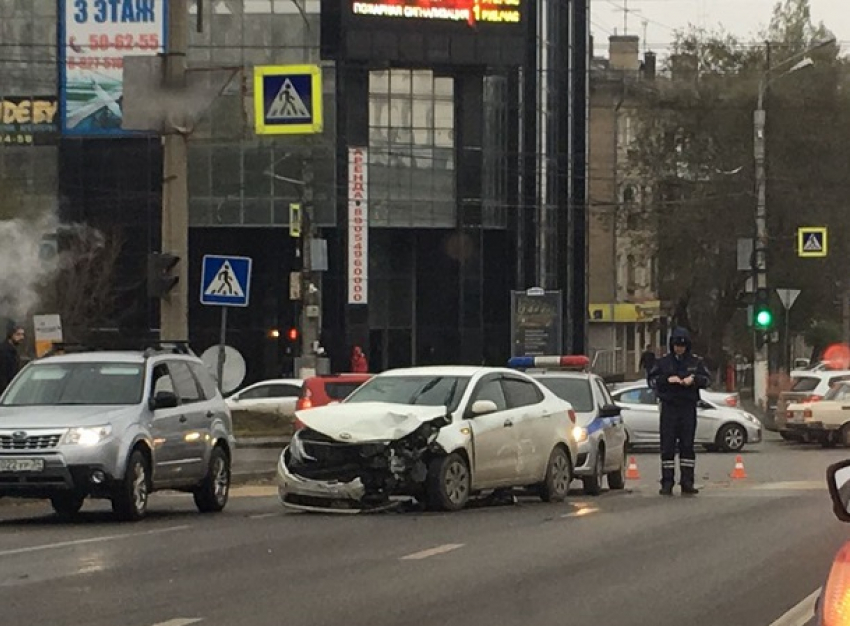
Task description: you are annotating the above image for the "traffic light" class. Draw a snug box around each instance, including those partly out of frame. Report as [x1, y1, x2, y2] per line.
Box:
[286, 327, 299, 342]
[753, 287, 774, 331]
[147, 252, 180, 298]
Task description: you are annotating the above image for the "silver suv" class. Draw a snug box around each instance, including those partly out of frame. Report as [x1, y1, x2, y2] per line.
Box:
[0, 346, 235, 521]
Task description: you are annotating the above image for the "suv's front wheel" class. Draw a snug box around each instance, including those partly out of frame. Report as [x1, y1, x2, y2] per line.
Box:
[112, 450, 150, 522]
[193, 446, 231, 513]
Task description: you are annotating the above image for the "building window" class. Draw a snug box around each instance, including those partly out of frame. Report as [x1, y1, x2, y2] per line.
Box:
[626, 254, 636, 297]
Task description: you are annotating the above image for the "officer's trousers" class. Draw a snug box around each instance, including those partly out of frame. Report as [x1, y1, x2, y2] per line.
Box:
[659, 402, 697, 487]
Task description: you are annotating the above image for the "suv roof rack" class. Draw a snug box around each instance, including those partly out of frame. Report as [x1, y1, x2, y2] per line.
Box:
[41, 341, 196, 359]
[143, 341, 196, 358]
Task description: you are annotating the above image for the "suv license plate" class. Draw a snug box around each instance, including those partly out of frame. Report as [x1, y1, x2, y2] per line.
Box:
[0, 459, 45, 473]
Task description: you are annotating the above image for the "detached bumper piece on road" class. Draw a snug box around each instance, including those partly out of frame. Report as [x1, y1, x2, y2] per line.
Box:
[277, 428, 432, 514]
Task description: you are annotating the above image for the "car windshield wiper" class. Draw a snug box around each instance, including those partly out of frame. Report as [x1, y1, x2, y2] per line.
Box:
[409, 377, 443, 404]
[443, 378, 459, 410]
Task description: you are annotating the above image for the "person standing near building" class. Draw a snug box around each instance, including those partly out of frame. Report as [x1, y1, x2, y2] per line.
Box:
[0, 323, 25, 395]
[648, 327, 711, 496]
[639, 345, 656, 379]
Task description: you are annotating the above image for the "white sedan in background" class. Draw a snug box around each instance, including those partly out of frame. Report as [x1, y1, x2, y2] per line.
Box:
[226, 378, 303, 417]
[610, 382, 762, 452]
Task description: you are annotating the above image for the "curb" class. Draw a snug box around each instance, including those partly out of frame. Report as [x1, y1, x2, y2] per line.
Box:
[235, 438, 290, 450]
[232, 470, 277, 485]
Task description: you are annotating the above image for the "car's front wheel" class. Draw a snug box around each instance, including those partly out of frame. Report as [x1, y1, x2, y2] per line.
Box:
[193, 446, 231, 513]
[607, 445, 627, 490]
[717, 423, 747, 453]
[112, 450, 150, 522]
[539, 446, 572, 502]
[426, 453, 470, 512]
[582, 447, 604, 496]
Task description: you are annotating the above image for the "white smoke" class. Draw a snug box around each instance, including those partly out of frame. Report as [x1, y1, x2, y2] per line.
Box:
[0, 213, 61, 324]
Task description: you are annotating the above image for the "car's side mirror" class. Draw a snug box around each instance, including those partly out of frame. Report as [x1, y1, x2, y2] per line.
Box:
[470, 400, 499, 416]
[600, 404, 621, 418]
[231, 394, 240, 402]
[828, 460, 850, 522]
[149, 391, 179, 411]
[698, 400, 712, 410]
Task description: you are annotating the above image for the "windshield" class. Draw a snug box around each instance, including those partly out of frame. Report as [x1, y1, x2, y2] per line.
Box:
[535, 377, 594, 412]
[1, 362, 145, 406]
[344, 375, 471, 412]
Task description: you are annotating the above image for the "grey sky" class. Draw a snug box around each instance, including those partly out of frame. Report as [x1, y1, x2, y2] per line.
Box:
[592, 0, 849, 56]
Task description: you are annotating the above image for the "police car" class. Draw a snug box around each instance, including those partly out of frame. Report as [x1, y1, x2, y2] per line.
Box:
[508, 355, 628, 495]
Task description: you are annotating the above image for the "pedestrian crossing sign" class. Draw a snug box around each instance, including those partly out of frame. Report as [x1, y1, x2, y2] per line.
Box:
[797, 227, 827, 258]
[254, 65, 323, 135]
[200, 255, 253, 307]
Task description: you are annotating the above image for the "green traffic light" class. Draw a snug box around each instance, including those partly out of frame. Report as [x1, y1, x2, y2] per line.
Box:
[755, 309, 773, 328]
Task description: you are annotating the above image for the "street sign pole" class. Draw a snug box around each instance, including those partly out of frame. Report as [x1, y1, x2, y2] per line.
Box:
[200, 255, 253, 390]
[777, 288, 801, 372]
[217, 307, 228, 393]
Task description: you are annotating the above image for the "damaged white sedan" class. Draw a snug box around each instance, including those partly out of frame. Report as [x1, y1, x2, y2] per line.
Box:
[277, 366, 579, 513]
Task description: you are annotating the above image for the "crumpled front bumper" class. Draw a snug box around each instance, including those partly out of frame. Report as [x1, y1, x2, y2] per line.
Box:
[277, 447, 398, 513]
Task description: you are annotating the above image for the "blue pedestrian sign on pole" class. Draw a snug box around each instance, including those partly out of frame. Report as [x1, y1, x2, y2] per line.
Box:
[201, 255, 253, 307]
[253, 65, 323, 135]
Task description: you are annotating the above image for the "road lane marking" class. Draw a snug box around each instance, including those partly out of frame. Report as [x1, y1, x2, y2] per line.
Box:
[401, 543, 464, 560]
[768, 588, 820, 626]
[249, 512, 279, 519]
[0, 525, 190, 558]
[150, 619, 203, 626]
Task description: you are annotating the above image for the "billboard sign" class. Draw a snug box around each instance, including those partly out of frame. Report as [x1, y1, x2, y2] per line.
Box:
[58, 0, 167, 136]
[348, 147, 368, 305]
[0, 96, 59, 146]
[511, 289, 563, 357]
[322, 0, 526, 66]
[351, 0, 522, 26]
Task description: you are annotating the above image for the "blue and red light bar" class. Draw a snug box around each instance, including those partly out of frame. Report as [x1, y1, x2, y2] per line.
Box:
[508, 355, 591, 370]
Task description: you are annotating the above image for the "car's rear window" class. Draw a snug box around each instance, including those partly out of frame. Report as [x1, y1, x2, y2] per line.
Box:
[534, 377, 594, 412]
[324, 382, 363, 400]
[790, 376, 820, 392]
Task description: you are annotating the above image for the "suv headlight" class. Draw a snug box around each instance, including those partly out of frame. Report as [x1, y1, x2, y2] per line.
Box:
[63, 425, 112, 446]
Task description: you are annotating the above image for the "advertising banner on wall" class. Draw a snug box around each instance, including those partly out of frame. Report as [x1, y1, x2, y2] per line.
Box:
[511, 288, 563, 357]
[348, 147, 368, 305]
[0, 96, 59, 145]
[58, 0, 167, 136]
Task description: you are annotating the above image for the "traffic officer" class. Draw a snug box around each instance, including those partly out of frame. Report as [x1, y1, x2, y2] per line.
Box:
[648, 327, 711, 496]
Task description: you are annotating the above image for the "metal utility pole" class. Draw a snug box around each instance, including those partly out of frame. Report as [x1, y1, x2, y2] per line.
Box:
[298, 161, 320, 377]
[160, 0, 189, 341]
[751, 38, 834, 409]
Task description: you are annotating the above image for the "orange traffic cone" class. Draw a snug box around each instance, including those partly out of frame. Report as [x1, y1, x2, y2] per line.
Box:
[730, 455, 748, 479]
[626, 456, 640, 480]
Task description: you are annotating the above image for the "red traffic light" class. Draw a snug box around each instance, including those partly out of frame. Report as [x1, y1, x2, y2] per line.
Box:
[287, 327, 299, 342]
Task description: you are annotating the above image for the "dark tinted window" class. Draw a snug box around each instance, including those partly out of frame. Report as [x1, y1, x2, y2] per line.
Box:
[325, 382, 363, 400]
[239, 386, 270, 400]
[790, 376, 820, 392]
[267, 384, 302, 398]
[502, 378, 544, 409]
[535, 377, 593, 412]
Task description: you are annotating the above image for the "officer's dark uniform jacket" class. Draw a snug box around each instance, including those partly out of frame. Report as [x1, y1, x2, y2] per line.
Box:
[648, 328, 711, 488]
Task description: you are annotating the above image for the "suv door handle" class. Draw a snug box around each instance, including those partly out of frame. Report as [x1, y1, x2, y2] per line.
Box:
[206, 411, 215, 418]
[179, 415, 188, 423]
[503, 419, 514, 427]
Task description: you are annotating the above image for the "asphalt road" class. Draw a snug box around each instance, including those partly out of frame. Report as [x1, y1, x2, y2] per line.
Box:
[0, 434, 847, 626]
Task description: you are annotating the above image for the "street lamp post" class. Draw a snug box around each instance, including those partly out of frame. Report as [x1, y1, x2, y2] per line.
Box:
[752, 39, 834, 410]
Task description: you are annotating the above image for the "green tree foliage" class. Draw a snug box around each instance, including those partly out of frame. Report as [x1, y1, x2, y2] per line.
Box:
[627, 0, 846, 363]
